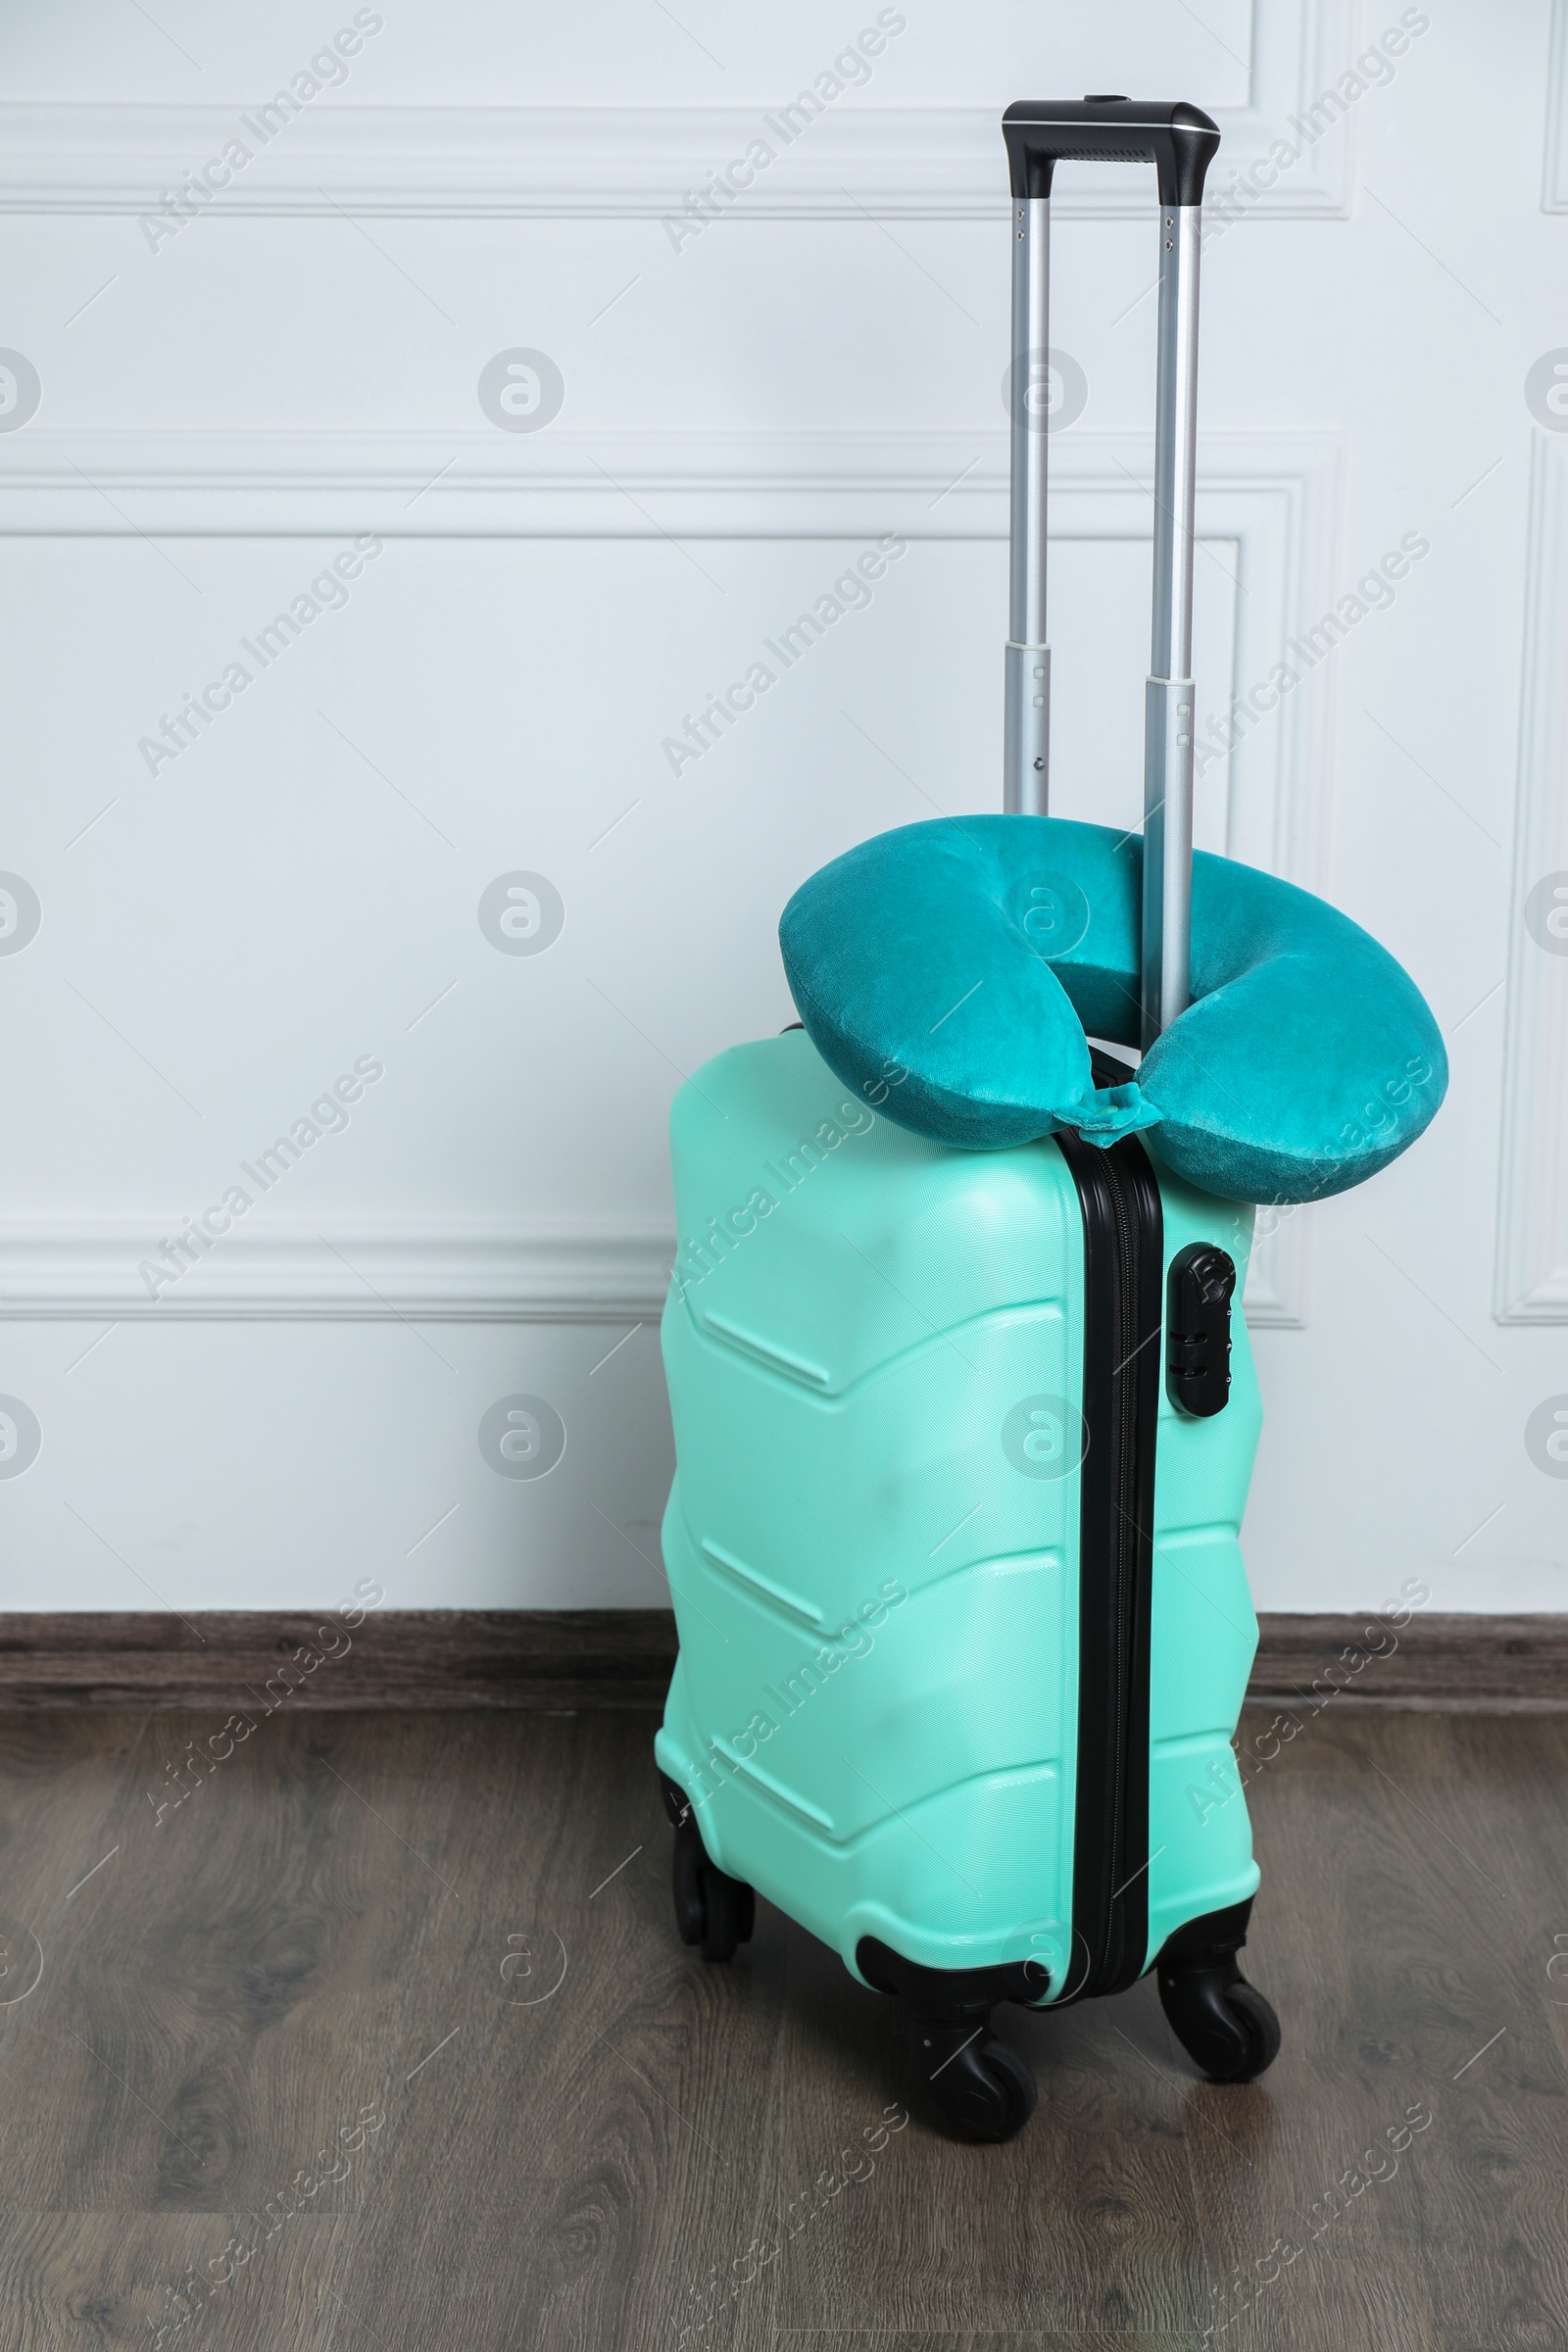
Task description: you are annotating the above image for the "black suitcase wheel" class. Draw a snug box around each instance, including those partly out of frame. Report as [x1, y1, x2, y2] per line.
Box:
[692, 1863, 755, 1962]
[920, 2023, 1038, 2143]
[671, 1822, 707, 1945]
[664, 1779, 755, 1963]
[1157, 1955, 1281, 2082]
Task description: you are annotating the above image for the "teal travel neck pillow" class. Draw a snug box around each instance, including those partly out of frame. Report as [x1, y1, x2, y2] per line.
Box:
[779, 814, 1446, 1204]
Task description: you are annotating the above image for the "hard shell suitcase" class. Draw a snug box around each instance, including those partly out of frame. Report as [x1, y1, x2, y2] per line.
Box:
[654, 96, 1282, 2141]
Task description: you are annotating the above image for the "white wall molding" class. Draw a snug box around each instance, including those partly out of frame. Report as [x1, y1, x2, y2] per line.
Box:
[0, 424, 1342, 924]
[0, 421, 1340, 907]
[0, 1221, 676, 1324]
[1242, 1213, 1313, 1332]
[0, 422, 1339, 554]
[1494, 432, 1568, 1323]
[0, 10, 1362, 224]
[0, 1214, 1303, 1333]
[1544, 0, 1568, 212]
[0, 424, 1336, 1330]
[0, 1, 1546, 1612]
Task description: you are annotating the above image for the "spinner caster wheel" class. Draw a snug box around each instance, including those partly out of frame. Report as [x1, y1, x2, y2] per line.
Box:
[665, 1780, 755, 1963]
[918, 2018, 1038, 2143]
[1157, 1955, 1282, 2082]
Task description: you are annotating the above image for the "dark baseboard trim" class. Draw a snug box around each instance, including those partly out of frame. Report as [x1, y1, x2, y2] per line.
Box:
[1248, 1612, 1568, 1713]
[0, 1610, 680, 1712]
[0, 1610, 1560, 1713]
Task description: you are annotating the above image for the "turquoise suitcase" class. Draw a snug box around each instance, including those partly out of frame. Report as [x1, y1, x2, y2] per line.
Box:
[655, 97, 1281, 2139]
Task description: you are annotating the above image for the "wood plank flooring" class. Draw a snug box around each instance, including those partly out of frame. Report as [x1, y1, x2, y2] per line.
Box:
[0, 1703, 1563, 2350]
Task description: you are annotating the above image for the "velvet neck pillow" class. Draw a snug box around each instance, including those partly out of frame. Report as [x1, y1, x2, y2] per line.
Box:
[779, 814, 1446, 1205]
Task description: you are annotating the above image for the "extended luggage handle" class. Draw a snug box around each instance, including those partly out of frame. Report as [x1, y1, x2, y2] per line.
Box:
[1002, 98, 1220, 203]
[1000, 96, 1220, 1047]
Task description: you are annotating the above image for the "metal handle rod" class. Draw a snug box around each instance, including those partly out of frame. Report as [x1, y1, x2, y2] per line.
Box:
[1141, 201, 1201, 1045]
[1004, 196, 1050, 815]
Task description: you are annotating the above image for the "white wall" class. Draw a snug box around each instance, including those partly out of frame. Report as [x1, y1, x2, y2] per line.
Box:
[0, 0, 1563, 1615]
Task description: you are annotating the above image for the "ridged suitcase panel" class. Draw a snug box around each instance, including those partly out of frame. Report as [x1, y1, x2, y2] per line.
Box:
[656, 1031, 1264, 1990]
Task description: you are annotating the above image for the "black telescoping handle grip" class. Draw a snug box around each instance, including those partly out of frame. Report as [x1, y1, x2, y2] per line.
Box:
[1002, 96, 1220, 206]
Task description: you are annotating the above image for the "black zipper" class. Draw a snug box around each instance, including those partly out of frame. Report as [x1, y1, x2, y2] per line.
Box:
[1055, 1062, 1163, 2003]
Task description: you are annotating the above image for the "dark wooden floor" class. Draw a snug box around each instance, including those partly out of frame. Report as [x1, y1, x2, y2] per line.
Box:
[1, 1703, 1565, 2351]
